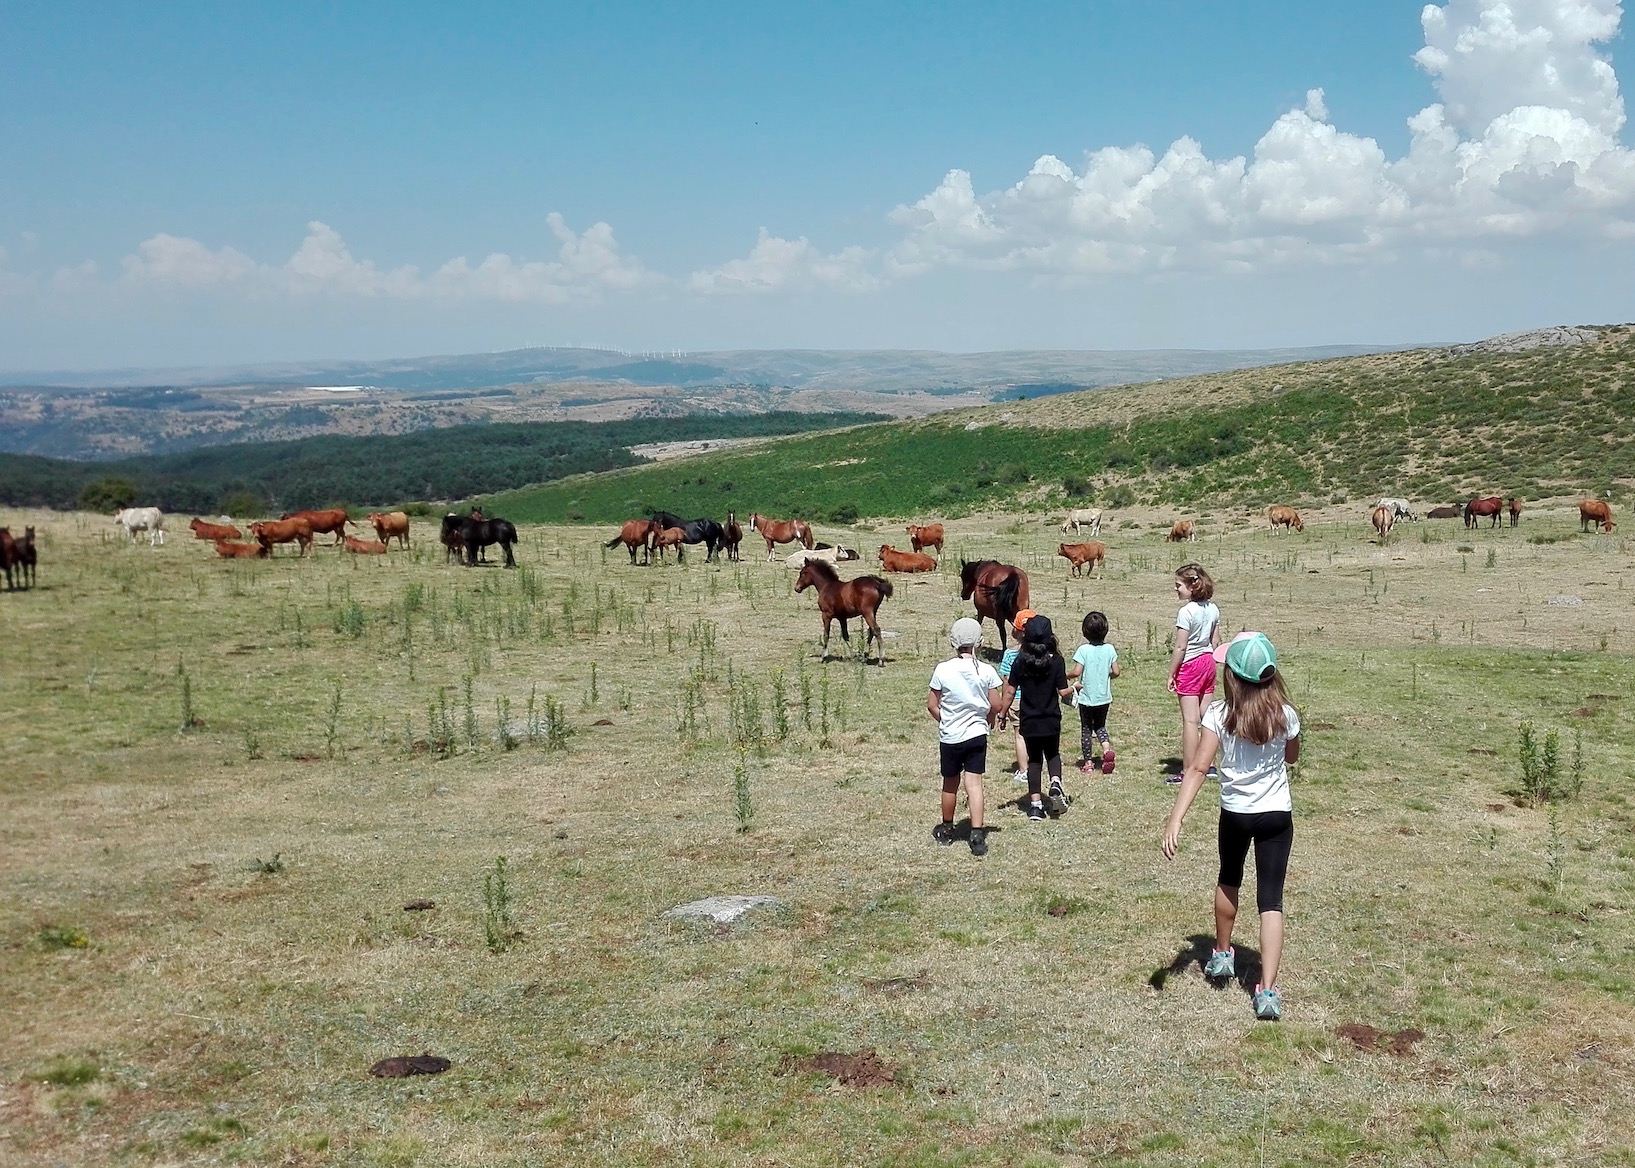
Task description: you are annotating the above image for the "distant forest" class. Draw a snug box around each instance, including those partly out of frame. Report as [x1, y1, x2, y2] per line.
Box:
[0, 413, 884, 514]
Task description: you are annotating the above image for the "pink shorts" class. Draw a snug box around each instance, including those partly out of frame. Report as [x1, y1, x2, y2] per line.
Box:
[1172, 652, 1217, 697]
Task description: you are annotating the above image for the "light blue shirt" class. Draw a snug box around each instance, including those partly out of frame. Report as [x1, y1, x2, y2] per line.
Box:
[998, 647, 1019, 680]
[1073, 643, 1118, 706]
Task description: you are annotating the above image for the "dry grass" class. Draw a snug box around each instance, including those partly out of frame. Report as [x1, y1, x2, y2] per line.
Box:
[3, 505, 1635, 1166]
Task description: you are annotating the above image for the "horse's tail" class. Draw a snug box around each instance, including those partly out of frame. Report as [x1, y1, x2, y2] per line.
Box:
[873, 576, 894, 600]
[604, 535, 623, 548]
[993, 572, 1021, 620]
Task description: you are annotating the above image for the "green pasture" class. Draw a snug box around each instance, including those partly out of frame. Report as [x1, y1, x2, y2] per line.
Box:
[3, 504, 1634, 1166]
[490, 326, 1635, 524]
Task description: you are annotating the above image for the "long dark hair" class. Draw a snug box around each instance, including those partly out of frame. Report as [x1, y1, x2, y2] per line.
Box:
[1013, 628, 1062, 680]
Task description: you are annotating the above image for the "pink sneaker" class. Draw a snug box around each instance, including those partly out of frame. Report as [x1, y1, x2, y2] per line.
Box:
[1101, 750, 1115, 775]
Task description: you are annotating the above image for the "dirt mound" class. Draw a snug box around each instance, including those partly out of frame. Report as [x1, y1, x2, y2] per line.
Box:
[785, 1049, 898, 1086]
[369, 1053, 452, 1078]
[1336, 1024, 1423, 1056]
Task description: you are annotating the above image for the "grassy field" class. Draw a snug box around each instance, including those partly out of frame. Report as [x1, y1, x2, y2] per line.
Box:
[4, 502, 1635, 1166]
[488, 325, 1635, 524]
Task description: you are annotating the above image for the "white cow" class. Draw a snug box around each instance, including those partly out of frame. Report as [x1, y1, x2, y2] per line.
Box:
[1061, 508, 1103, 536]
[113, 507, 166, 546]
[785, 545, 859, 569]
[1374, 498, 1418, 521]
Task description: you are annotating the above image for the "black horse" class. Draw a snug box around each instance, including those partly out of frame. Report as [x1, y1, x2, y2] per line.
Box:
[461, 513, 518, 568]
[651, 511, 726, 563]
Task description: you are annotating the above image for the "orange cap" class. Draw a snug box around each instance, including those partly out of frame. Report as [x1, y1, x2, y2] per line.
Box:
[1012, 608, 1037, 634]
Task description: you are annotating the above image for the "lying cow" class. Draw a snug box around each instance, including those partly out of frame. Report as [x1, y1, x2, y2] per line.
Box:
[190, 517, 242, 542]
[1167, 520, 1196, 543]
[1061, 508, 1102, 536]
[1580, 498, 1617, 534]
[343, 535, 388, 554]
[878, 544, 938, 573]
[1426, 505, 1462, 519]
[906, 523, 944, 554]
[213, 539, 267, 559]
[114, 507, 165, 546]
[1058, 541, 1106, 578]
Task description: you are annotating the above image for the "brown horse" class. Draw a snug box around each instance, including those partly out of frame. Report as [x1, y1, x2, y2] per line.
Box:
[794, 558, 892, 662]
[1464, 496, 1503, 529]
[1507, 497, 1522, 527]
[750, 513, 815, 562]
[17, 526, 36, 588]
[959, 559, 1030, 650]
[0, 528, 17, 591]
[724, 510, 743, 562]
[604, 519, 658, 565]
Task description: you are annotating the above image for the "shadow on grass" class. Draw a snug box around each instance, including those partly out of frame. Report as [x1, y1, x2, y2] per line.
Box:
[1149, 933, 1262, 997]
[1159, 755, 1183, 776]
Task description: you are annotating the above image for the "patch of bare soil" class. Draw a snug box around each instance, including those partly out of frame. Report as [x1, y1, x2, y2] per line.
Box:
[784, 1049, 898, 1086]
[369, 1053, 452, 1078]
[1336, 1023, 1424, 1056]
[861, 973, 929, 996]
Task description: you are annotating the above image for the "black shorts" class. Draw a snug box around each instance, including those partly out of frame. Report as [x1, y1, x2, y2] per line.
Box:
[1078, 703, 1110, 732]
[1022, 732, 1061, 763]
[939, 734, 988, 779]
[1217, 809, 1294, 914]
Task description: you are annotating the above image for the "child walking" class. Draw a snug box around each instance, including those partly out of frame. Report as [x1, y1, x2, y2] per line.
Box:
[927, 617, 1005, 857]
[1161, 632, 1300, 1021]
[1000, 614, 1074, 819]
[997, 608, 1036, 786]
[1168, 563, 1220, 783]
[1066, 610, 1121, 774]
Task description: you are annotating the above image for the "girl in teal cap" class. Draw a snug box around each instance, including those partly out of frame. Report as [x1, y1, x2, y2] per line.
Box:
[1161, 631, 1300, 1021]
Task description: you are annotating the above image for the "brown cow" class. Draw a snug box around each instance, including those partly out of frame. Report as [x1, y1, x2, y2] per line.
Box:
[878, 544, 938, 572]
[190, 517, 242, 541]
[281, 508, 348, 546]
[651, 526, 687, 563]
[1057, 541, 1107, 578]
[365, 511, 410, 549]
[1372, 505, 1395, 542]
[1580, 499, 1617, 533]
[1267, 505, 1303, 533]
[906, 523, 945, 554]
[214, 539, 267, 559]
[603, 519, 658, 565]
[343, 535, 388, 554]
[1167, 520, 1196, 543]
[251, 517, 314, 556]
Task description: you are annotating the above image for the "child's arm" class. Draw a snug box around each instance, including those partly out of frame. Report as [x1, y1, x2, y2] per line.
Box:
[926, 688, 942, 723]
[996, 681, 1017, 726]
[1109, 659, 1123, 679]
[1284, 737, 1300, 764]
[1065, 660, 1083, 680]
[1162, 725, 1220, 859]
[1169, 623, 1187, 683]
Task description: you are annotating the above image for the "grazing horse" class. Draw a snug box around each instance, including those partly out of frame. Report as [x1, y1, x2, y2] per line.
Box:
[959, 559, 1031, 650]
[651, 511, 726, 562]
[460, 512, 518, 568]
[1507, 497, 1522, 528]
[1580, 499, 1616, 533]
[724, 511, 743, 562]
[907, 523, 945, 554]
[749, 513, 815, 562]
[605, 519, 658, 565]
[1372, 505, 1395, 543]
[1464, 496, 1503, 529]
[651, 527, 688, 563]
[794, 558, 893, 663]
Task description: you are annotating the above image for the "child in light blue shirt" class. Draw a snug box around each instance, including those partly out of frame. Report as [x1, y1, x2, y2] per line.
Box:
[1066, 610, 1121, 774]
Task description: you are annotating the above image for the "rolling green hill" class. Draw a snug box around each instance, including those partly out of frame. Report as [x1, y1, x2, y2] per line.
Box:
[485, 326, 1635, 523]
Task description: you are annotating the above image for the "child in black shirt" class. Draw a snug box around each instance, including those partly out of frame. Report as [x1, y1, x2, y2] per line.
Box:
[1000, 614, 1074, 819]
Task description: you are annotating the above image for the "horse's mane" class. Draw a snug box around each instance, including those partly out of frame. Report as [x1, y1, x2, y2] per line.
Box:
[801, 558, 840, 582]
[959, 558, 996, 586]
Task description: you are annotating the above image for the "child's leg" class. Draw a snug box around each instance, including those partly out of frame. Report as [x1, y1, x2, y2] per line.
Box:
[964, 770, 986, 829]
[1214, 885, 1239, 953]
[1179, 693, 1205, 768]
[1014, 724, 1027, 778]
[1215, 810, 1253, 955]
[1251, 812, 1294, 986]
[1078, 704, 1096, 768]
[940, 775, 960, 824]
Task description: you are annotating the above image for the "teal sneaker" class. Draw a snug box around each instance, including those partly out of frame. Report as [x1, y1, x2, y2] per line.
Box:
[1203, 947, 1235, 982]
[1253, 984, 1283, 1021]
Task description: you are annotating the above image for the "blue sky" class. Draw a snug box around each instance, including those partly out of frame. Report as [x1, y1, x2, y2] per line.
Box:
[1, 1, 1631, 369]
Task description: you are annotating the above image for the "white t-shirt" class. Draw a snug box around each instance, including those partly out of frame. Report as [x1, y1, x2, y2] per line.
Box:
[1176, 600, 1219, 662]
[929, 656, 1003, 744]
[1202, 700, 1300, 813]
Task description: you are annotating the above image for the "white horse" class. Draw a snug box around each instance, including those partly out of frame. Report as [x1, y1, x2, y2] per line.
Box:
[113, 507, 166, 546]
[1374, 498, 1418, 521]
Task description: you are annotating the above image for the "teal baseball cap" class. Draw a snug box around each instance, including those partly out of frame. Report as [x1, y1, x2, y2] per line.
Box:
[1213, 631, 1277, 682]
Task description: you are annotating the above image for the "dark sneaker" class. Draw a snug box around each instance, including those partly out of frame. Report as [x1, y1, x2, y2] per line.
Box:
[968, 828, 988, 857]
[1026, 800, 1048, 821]
[1046, 782, 1067, 815]
[1164, 773, 1184, 785]
[931, 822, 955, 846]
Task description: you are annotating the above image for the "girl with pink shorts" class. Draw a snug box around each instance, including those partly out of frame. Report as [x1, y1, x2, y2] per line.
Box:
[1168, 563, 1219, 783]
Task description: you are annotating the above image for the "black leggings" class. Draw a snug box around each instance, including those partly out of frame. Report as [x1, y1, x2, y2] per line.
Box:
[1022, 733, 1062, 798]
[1217, 809, 1293, 914]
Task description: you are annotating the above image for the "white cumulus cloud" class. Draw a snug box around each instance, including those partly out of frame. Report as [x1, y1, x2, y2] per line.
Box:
[888, 0, 1635, 276]
[122, 234, 257, 287]
[689, 229, 877, 293]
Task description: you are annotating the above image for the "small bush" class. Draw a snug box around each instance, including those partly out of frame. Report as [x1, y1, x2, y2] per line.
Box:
[37, 925, 89, 950]
[1518, 721, 1579, 804]
[483, 856, 516, 954]
[1062, 474, 1094, 499]
[28, 1056, 100, 1086]
[826, 502, 860, 524]
[333, 602, 366, 639]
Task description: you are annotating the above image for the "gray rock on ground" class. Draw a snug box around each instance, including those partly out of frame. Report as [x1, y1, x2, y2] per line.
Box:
[664, 895, 785, 925]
